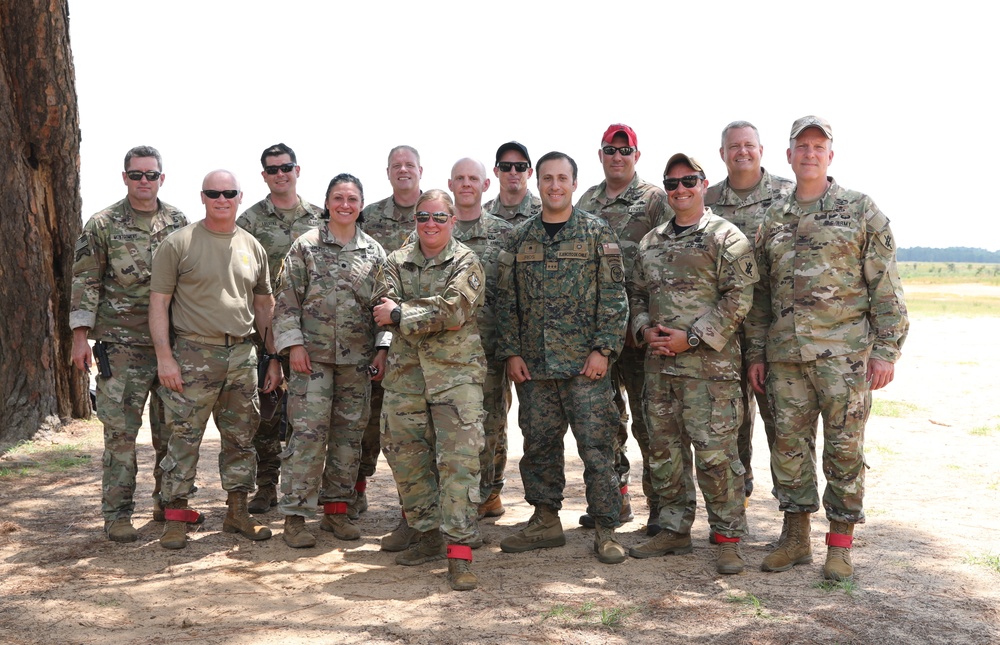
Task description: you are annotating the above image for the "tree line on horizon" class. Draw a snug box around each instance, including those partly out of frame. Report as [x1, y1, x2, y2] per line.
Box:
[898, 247, 1000, 264]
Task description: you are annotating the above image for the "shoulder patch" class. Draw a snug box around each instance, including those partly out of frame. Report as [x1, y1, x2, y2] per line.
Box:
[468, 272, 481, 292]
[599, 242, 622, 256]
[723, 234, 752, 263]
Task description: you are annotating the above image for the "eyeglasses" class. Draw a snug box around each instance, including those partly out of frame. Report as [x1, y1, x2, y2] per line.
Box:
[497, 161, 529, 173]
[663, 175, 703, 191]
[125, 170, 161, 181]
[263, 163, 296, 175]
[202, 189, 239, 199]
[602, 145, 635, 156]
[414, 211, 451, 224]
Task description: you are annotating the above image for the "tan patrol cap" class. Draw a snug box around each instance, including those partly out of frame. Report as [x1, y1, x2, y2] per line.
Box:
[663, 152, 705, 178]
[790, 115, 833, 140]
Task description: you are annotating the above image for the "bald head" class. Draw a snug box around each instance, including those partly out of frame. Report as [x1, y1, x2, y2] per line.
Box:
[202, 169, 240, 191]
[200, 169, 243, 230]
[448, 158, 490, 219]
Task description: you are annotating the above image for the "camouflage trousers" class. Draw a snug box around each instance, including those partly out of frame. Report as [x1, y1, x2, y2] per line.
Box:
[96, 342, 168, 521]
[278, 362, 370, 518]
[644, 374, 747, 538]
[253, 345, 287, 489]
[736, 332, 777, 495]
[158, 337, 259, 502]
[515, 376, 621, 528]
[765, 350, 870, 524]
[381, 383, 484, 544]
[611, 346, 652, 498]
[359, 380, 384, 479]
[479, 358, 512, 499]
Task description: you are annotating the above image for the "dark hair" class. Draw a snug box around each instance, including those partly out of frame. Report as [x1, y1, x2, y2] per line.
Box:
[323, 173, 365, 222]
[535, 151, 578, 181]
[260, 143, 297, 168]
[124, 145, 162, 172]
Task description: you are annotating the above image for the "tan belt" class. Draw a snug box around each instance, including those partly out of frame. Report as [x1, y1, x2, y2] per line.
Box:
[178, 333, 249, 347]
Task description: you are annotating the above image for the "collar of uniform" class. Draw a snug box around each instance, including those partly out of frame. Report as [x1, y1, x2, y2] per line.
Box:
[263, 194, 315, 219]
[594, 173, 642, 205]
[488, 190, 534, 216]
[319, 222, 368, 250]
[667, 207, 713, 237]
[710, 169, 776, 207]
[526, 207, 583, 243]
[790, 176, 839, 214]
[120, 197, 167, 228]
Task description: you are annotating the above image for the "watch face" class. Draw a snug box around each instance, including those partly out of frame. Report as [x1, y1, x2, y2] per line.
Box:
[687, 334, 700, 347]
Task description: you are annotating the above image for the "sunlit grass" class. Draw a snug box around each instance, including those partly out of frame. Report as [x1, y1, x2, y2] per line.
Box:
[871, 399, 921, 418]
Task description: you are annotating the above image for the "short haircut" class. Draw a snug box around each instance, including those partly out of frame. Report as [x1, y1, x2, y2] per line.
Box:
[124, 145, 162, 172]
[260, 143, 296, 168]
[414, 189, 455, 216]
[535, 151, 578, 181]
[388, 145, 420, 167]
[323, 173, 365, 222]
[720, 121, 760, 148]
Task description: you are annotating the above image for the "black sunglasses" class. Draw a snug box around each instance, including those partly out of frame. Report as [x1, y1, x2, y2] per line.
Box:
[203, 189, 239, 199]
[415, 211, 451, 224]
[497, 161, 529, 173]
[602, 145, 635, 156]
[263, 163, 296, 175]
[126, 170, 161, 181]
[663, 175, 703, 191]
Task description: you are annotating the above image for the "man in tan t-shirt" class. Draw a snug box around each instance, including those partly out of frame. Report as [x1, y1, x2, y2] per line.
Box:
[150, 169, 282, 550]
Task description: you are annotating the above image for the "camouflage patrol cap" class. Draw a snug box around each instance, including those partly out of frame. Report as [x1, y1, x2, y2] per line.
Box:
[602, 123, 638, 147]
[790, 115, 833, 140]
[663, 153, 705, 178]
[495, 141, 532, 167]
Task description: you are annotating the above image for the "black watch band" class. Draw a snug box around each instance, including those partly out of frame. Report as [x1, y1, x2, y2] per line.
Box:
[390, 306, 402, 325]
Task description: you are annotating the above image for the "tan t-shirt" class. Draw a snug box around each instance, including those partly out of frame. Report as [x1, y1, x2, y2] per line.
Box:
[151, 221, 271, 338]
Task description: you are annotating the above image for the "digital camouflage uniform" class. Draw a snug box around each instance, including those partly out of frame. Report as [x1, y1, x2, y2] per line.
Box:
[484, 191, 541, 228]
[70, 198, 189, 521]
[745, 179, 908, 523]
[378, 237, 486, 544]
[359, 195, 420, 481]
[706, 169, 795, 495]
[629, 210, 757, 537]
[236, 195, 323, 491]
[576, 174, 671, 500]
[273, 225, 386, 517]
[495, 208, 628, 527]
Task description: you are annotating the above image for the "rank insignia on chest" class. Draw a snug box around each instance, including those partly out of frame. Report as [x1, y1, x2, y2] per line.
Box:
[546, 260, 559, 271]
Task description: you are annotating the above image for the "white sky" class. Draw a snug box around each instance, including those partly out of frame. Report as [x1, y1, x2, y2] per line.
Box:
[68, 0, 998, 251]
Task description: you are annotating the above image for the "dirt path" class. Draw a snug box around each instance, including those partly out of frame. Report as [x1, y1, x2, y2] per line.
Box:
[1, 295, 999, 644]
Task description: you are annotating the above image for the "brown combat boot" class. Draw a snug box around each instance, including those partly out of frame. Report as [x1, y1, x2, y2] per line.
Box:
[395, 528, 447, 566]
[629, 529, 693, 558]
[282, 515, 316, 548]
[247, 484, 277, 514]
[160, 499, 198, 550]
[105, 518, 137, 543]
[320, 502, 360, 540]
[447, 544, 478, 591]
[823, 520, 855, 580]
[594, 524, 626, 564]
[500, 505, 566, 553]
[381, 511, 419, 552]
[223, 491, 273, 541]
[477, 492, 505, 519]
[715, 534, 746, 574]
[580, 486, 633, 528]
[761, 512, 812, 572]
[646, 501, 662, 536]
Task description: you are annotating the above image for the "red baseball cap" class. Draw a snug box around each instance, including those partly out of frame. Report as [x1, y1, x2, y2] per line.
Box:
[602, 123, 638, 147]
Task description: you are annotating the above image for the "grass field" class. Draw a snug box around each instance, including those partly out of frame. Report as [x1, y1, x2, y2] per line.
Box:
[898, 261, 1000, 284]
[900, 262, 1000, 317]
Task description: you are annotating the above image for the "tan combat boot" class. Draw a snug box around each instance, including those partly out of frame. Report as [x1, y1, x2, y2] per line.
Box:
[447, 544, 477, 591]
[715, 534, 746, 574]
[247, 484, 277, 514]
[594, 524, 627, 564]
[282, 515, 316, 548]
[579, 486, 633, 528]
[761, 512, 812, 571]
[160, 499, 197, 550]
[477, 492, 505, 519]
[823, 520, 855, 580]
[381, 511, 419, 552]
[500, 505, 566, 553]
[105, 518, 137, 543]
[320, 502, 360, 540]
[395, 528, 447, 566]
[629, 529, 693, 558]
[223, 491, 273, 541]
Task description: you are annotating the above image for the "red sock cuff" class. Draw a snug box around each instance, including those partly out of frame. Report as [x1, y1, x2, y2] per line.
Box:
[447, 544, 473, 561]
[164, 508, 201, 523]
[714, 533, 740, 543]
[620, 485, 628, 494]
[324, 502, 349, 515]
[354, 479, 367, 493]
[825, 532, 853, 548]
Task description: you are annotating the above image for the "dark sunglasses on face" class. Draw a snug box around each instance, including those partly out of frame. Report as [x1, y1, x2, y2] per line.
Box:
[415, 211, 451, 224]
[126, 170, 161, 181]
[203, 189, 239, 199]
[602, 145, 635, 156]
[663, 175, 703, 191]
[497, 161, 529, 173]
[263, 163, 296, 175]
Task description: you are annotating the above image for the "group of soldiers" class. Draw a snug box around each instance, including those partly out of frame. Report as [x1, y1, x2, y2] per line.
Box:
[70, 115, 908, 592]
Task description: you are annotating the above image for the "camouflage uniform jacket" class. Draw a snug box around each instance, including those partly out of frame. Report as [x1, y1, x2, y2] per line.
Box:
[705, 168, 795, 243]
[236, 194, 323, 291]
[380, 237, 487, 396]
[575, 173, 671, 280]
[745, 178, 909, 366]
[484, 191, 542, 228]
[70, 198, 189, 344]
[629, 209, 757, 381]
[273, 224, 388, 366]
[495, 208, 628, 380]
[360, 194, 419, 253]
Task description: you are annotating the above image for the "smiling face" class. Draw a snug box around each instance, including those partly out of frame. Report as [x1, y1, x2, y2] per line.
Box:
[326, 180, 363, 231]
[787, 128, 834, 184]
[387, 148, 422, 196]
[415, 197, 455, 257]
[721, 126, 763, 179]
[537, 157, 577, 215]
[664, 162, 707, 220]
[599, 132, 640, 185]
[448, 158, 489, 212]
[261, 153, 299, 200]
[201, 171, 242, 224]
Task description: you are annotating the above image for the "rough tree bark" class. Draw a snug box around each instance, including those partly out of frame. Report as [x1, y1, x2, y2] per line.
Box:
[0, 0, 88, 448]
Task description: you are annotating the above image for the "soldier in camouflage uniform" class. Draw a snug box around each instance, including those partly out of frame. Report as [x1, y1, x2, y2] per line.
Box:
[706, 121, 795, 501]
[71, 146, 190, 542]
[237, 143, 324, 514]
[151, 170, 281, 550]
[360, 145, 424, 549]
[746, 116, 909, 581]
[576, 124, 671, 534]
[627, 153, 757, 575]
[496, 152, 629, 565]
[484, 141, 542, 227]
[272, 174, 388, 548]
[373, 189, 486, 592]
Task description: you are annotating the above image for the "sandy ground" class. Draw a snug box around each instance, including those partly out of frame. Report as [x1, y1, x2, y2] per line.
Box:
[1, 285, 999, 644]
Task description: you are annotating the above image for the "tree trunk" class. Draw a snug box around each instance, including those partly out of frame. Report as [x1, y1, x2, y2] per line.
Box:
[0, 0, 88, 448]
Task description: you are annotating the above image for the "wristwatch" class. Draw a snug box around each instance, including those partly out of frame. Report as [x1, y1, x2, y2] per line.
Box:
[593, 346, 613, 357]
[686, 330, 700, 348]
[390, 306, 402, 325]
